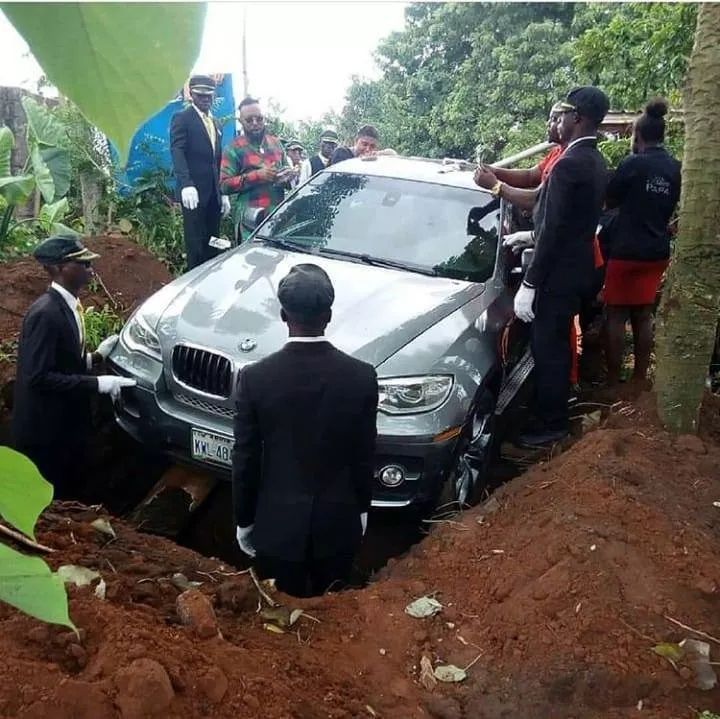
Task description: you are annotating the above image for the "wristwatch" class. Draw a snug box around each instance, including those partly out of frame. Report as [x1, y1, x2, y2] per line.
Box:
[490, 181, 503, 198]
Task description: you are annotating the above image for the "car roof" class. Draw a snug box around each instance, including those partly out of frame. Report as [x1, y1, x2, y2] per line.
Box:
[327, 155, 491, 193]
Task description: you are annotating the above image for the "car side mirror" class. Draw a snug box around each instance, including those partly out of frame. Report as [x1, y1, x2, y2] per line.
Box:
[521, 248, 534, 273]
[242, 207, 267, 232]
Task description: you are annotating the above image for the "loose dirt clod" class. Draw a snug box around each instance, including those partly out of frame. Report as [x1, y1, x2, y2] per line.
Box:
[114, 658, 175, 718]
[176, 588, 221, 639]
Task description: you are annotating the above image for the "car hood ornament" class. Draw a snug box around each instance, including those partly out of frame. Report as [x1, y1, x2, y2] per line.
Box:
[238, 338, 257, 352]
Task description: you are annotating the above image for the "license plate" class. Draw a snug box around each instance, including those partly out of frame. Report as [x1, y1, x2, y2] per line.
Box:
[191, 428, 233, 466]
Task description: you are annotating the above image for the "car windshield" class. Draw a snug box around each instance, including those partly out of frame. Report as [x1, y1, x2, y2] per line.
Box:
[256, 172, 500, 283]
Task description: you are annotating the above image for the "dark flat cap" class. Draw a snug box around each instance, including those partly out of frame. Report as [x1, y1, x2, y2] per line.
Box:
[560, 86, 609, 125]
[320, 130, 339, 144]
[277, 264, 334, 316]
[286, 139, 304, 151]
[189, 75, 216, 94]
[33, 235, 99, 265]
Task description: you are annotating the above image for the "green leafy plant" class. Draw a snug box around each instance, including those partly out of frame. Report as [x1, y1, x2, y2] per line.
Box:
[0, 447, 75, 630]
[83, 304, 123, 351]
[1, 3, 207, 164]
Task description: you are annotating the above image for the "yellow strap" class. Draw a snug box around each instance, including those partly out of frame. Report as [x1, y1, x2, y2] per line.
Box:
[202, 114, 216, 151]
[76, 300, 86, 351]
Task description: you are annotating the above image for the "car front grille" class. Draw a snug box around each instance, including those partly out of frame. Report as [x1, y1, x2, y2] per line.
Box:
[175, 393, 234, 419]
[171, 345, 233, 398]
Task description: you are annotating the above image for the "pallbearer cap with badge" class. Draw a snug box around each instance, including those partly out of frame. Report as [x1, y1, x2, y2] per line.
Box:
[33, 235, 99, 265]
[319, 129, 339, 144]
[286, 139, 304, 152]
[557, 86, 609, 125]
[277, 264, 335, 317]
[188, 75, 216, 95]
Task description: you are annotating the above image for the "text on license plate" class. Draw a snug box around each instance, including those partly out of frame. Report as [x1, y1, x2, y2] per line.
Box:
[191, 429, 233, 466]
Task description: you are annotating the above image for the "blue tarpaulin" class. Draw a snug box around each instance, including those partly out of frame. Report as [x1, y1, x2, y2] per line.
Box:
[112, 73, 236, 194]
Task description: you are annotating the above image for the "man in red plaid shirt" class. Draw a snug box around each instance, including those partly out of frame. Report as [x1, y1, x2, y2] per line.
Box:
[220, 97, 290, 241]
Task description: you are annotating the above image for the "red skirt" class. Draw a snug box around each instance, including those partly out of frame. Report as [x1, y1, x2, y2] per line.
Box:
[604, 258, 668, 306]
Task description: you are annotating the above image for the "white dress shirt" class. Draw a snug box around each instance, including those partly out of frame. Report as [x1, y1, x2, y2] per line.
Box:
[286, 336, 328, 344]
[51, 282, 92, 368]
[298, 153, 331, 185]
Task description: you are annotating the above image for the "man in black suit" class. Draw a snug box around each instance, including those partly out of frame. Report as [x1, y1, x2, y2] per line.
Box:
[13, 236, 136, 497]
[513, 86, 609, 446]
[170, 75, 231, 271]
[232, 264, 379, 597]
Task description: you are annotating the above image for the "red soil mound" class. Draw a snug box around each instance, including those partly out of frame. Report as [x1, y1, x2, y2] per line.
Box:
[1, 403, 719, 718]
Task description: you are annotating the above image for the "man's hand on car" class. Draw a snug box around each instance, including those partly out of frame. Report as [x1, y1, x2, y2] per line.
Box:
[181, 186, 199, 210]
[236, 525, 256, 557]
[514, 283, 536, 323]
[502, 230, 535, 254]
[473, 164, 498, 190]
[97, 376, 136, 401]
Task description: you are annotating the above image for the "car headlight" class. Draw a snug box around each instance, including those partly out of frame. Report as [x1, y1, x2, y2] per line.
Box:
[121, 311, 162, 361]
[378, 375, 453, 415]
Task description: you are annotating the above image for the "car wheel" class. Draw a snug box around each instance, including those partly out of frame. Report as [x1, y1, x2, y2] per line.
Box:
[439, 389, 497, 510]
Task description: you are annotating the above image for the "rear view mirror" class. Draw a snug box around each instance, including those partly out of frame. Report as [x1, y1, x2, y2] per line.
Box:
[521, 248, 534, 273]
[242, 207, 267, 232]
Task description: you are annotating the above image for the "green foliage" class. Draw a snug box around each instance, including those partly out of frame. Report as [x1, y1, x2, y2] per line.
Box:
[1, 2, 207, 163]
[598, 138, 631, 169]
[572, 3, 697, 109]
[0, 448, 53, 540]
[83, 304, 123, 351]
[338, 2, 697, 161]
[113, 161, 185, 276]
[0, 447, 75, 630]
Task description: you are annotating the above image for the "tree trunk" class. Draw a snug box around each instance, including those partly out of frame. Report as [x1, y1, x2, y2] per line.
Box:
[655, 3, 720, 434]
[80, 171, 102, 235]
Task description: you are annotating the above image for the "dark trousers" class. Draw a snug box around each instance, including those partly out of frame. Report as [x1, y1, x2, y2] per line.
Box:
[531, 290, 580, 429]
[15, 442, 86, 500]
[255, 551, 355, 598]
[182, 198, 222, 271]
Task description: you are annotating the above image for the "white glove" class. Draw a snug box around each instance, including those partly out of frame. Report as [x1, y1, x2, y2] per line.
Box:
[502, 230, 534, 254]
[95, 334, 119, 360]
[97, 376, 137, 401]
[181, 186, 199, 210]
[221, 195, 231, 216]
[360, 513, 368, 536]
[514, 284, 536, 323]
[236, 525, 256, 557]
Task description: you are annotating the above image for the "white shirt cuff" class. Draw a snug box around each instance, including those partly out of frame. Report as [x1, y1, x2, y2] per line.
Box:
[86, 352, 93, 370]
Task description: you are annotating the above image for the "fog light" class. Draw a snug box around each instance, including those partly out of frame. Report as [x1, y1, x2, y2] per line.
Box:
[379, 465, 406, 487]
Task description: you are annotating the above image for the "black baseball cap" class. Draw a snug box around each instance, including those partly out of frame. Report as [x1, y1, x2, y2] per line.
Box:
[33, 235, 99, 265]
[277, 264, 335, 317]
[559, 86, 610, 125]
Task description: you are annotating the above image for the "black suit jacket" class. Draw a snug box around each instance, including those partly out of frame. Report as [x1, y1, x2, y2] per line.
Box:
[232, 341, 378, 562]
[13, 289, 98, 448]
[527, 138, 607, 295]
[169, 105, 222, 207]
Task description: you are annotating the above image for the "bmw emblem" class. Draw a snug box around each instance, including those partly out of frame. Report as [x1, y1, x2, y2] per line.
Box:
[238, 338, 257, 352]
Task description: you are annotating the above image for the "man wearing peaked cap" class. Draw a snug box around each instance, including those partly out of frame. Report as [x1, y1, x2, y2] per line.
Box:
[284, 140, 305, 189]
[298, 129, 340, 185]
[170, 74, 231, 271]
[513, 85, 609, 447]
[232, 263, 378, 597]
[13, 235, 136, 497]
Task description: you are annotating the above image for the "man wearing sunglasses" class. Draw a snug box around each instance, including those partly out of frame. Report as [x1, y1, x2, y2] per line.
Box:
[220, 96, 290, 242]
[13, 235, 136, 497]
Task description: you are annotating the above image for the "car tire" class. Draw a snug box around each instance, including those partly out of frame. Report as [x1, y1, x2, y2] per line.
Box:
[437, 388, 498, 511]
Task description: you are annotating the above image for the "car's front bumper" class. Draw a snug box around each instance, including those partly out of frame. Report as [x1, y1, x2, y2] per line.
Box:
[112, 380, 459, 510]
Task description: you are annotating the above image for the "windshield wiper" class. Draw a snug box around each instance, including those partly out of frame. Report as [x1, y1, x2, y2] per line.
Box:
[315, 247, 438, 277]
[253, 235, 312, 253]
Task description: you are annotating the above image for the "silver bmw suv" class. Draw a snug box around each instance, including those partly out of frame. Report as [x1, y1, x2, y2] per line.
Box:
[108, 155, 533, 510]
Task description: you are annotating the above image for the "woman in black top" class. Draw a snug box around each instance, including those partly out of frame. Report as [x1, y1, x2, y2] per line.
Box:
[603, 99, 681, 386]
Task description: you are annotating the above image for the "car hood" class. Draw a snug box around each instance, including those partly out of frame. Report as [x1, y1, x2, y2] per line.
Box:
[155, 244, 485, 368]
